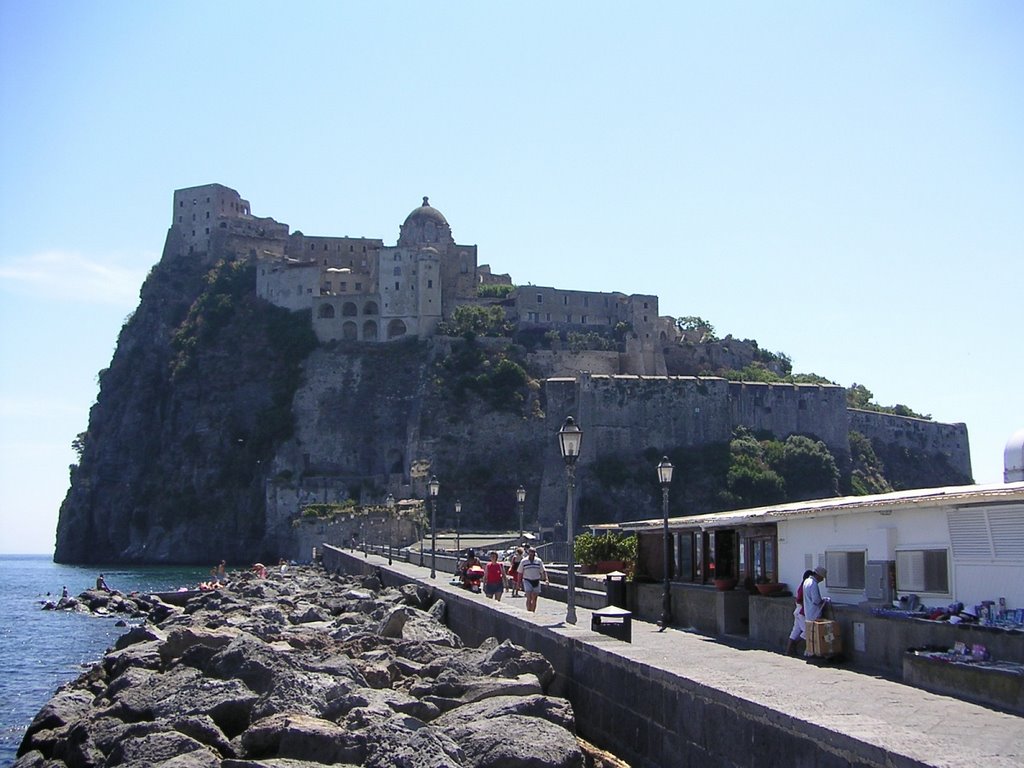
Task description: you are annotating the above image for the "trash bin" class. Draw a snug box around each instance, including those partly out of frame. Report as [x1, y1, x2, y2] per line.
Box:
[605, 570, 627, 608]
[591, 605, 632, 643]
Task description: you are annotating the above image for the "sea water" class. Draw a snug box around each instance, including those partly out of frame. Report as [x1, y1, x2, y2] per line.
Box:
[0, 555, 207, 766]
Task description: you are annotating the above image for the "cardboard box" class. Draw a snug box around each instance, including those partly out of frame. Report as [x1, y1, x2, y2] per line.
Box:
[806, 619, 842, 657]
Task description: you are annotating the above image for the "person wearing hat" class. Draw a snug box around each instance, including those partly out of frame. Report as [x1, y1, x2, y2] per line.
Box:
[802, 567, 828, 625]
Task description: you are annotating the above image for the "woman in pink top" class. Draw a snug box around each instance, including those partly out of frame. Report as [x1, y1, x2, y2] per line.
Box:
[483, 551, 508, 601]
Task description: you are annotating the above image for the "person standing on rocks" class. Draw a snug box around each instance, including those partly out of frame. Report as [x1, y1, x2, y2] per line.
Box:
[519, 547, 549, 613]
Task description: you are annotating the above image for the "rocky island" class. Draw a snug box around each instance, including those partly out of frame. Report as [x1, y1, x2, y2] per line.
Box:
[19, 565, 624, 767]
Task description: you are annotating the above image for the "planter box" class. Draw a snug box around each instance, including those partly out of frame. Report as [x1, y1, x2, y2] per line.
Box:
[581, 560, 627, 575]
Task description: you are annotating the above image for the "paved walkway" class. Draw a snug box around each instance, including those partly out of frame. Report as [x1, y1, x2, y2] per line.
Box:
[358, 549, 1024, 768]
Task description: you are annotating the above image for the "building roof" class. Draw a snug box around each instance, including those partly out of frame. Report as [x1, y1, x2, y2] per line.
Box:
[618, 481, 1024, 532]
[403, 196, 449, 228]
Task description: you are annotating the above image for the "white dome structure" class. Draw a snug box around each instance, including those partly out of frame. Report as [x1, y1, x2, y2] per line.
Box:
[1004, 427, 1024, 483]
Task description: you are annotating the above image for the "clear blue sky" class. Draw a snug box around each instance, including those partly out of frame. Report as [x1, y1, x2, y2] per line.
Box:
[1, 3, 1021, 554]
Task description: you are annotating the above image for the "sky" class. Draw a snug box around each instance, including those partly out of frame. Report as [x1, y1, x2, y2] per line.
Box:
[1, 2, 1021, 554]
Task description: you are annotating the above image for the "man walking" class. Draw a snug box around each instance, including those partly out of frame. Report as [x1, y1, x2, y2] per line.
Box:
[519, 547, 549, 612]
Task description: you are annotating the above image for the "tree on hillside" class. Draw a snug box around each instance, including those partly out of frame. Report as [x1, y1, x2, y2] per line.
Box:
[675, 316, 717, 340]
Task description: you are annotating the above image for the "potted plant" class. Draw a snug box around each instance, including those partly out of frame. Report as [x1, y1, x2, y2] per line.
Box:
[755, 576, 786, 595]
[573, 532, 637, 575]
[713, 575, 737, 591]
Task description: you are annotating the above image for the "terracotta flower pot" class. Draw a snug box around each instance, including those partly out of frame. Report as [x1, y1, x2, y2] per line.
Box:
[755, 582, 785, 595]
[713, 578, 737, 591]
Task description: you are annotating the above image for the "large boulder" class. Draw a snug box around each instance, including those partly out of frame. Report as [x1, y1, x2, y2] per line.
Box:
[442, 713, 585, 768]
[239, 713, 366, 765]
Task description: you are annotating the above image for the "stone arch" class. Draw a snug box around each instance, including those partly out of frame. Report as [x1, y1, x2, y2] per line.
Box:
[318, 304, 335, 319]
[342, 302, 358, 317]
[343, 321, 358, 340]
[363, 320, 378, 341]
[363, 301, 379, 315]
[387, 319, 408, 340]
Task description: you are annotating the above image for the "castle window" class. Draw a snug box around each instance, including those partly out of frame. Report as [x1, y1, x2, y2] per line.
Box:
[178, 216, 182, 223]
[350, 244, 354, 252]
[179, 201, 184, 208]
[323, 259, 327, 265]
[362, 245, 366, 252]
[546, 313, 551, 321]
[394, 266, 402, 276]
[342, 302, 358, 317]
[340, 282, 347, 291]
[206, 197, 210, 203]
[318, 304, 335, 319]
[395, 253, 402, 261]
[584, 296, 589, 307]
[355, 282, 362, 291]
[427, 279, 433, 289]
[324, 244, 328, 251]
[192, 214, 196, 221]
[581, 315, 588, 324]
[537, 294, 543, 304]
[310, 243, 315, 250]
[566, 314, 572, 323]
[563, 296, 568, 305]
[395, 282, 400, 290]
[205, 211, 210, 219]
[205, 227, 209, 234]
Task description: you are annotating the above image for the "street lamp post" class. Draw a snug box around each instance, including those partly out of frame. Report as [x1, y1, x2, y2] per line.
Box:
[455, 499, 462, 554]
[558, 416, 582, 625]
[428, 475, 440, 578]
[516, 485, 526, 543]
[658, 456, 674, 630]
[385, 493, 395, 565]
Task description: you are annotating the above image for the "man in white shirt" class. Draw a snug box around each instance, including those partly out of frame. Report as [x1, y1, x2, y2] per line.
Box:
[518, 548, 549, 613]
[802, 567, 828, 621]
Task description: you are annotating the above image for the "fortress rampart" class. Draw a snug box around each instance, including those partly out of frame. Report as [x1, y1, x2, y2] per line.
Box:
[543, 374, 850, 461]
[848, 408, 972, 479]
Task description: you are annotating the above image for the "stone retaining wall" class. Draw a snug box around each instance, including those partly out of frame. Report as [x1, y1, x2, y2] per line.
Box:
[322, 545, 944, 768]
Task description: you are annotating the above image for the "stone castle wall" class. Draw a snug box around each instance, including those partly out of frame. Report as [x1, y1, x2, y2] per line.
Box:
[848, 408, 972, 479]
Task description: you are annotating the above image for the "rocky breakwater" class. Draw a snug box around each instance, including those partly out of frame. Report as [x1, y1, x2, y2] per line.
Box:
[18, 566, 622, 768]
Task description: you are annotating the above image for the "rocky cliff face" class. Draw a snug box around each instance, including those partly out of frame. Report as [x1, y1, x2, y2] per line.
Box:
[55, 241, 973, 565]
[55, 251, 318, 564]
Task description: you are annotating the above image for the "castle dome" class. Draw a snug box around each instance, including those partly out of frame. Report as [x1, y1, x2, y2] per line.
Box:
[1005, 427, 1024, 483]
[398, 196, 453, 247]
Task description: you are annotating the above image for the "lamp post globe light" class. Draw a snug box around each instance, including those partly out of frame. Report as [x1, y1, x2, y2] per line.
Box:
[455, 499, 462, 554]
[385, 493, 395, 565]
[516, 485, 526, 542]
[558, 416, 582, 625]
[657, 456, 674, 630]
[428, 475, 440, 578]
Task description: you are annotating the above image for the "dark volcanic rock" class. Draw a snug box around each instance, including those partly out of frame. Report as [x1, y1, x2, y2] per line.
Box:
[19, 566, 591, 768]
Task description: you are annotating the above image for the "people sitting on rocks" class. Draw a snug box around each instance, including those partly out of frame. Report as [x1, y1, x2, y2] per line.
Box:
[95, 574, 110, 592]
[252, 562, 268, 578]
